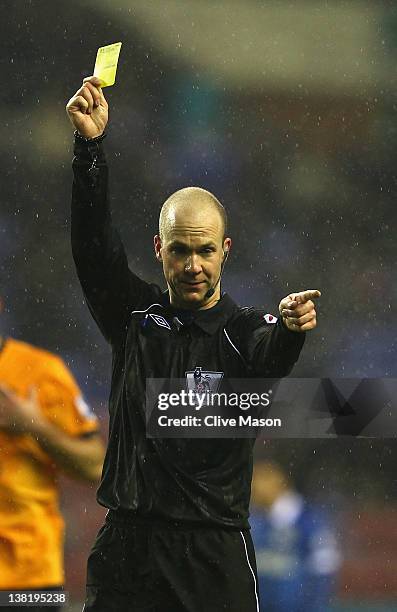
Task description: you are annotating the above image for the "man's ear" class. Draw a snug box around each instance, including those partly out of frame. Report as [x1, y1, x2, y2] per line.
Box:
[154, 235, 162, 261]
[223, 237, 232, 258]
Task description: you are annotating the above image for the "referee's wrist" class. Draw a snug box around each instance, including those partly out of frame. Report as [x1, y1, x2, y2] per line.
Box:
[279, 315, 305, 336]
[73, 130, 107, 165]
[74, 130, 106, 143]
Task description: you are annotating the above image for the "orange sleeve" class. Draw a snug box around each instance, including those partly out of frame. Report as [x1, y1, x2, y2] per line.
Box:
[36, 356, 99, 438]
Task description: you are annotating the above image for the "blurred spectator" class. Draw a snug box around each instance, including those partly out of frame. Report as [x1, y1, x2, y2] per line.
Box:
[250, 460, 341, 612]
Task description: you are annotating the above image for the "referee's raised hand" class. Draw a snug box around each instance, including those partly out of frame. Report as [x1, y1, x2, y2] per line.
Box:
[279, 289, 321, 332]
[66, 76, 108, 139]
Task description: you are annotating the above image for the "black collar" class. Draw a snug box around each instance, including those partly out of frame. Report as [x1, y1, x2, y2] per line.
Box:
[162, 293, 237, 335]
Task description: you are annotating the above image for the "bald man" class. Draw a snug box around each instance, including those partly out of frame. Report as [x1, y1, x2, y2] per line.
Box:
[66, 77, 320, 612]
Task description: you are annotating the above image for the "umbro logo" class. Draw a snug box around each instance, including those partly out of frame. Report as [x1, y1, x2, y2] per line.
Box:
[149, 314, 171, 330]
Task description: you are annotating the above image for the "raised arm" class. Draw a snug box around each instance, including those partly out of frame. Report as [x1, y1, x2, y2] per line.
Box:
[66, 77, 157, 345]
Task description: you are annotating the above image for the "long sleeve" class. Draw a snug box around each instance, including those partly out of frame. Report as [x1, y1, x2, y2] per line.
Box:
[71, 135, 157, 346]
[229, 309, 305, 377]
[250, 318, 305, 377]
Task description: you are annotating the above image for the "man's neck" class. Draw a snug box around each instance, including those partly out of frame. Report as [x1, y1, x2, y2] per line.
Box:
[198, 293, 221, 310]
[169, 289, 222, 311]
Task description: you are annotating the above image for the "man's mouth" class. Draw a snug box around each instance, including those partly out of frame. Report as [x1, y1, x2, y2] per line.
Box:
[180, 281, 206, 287]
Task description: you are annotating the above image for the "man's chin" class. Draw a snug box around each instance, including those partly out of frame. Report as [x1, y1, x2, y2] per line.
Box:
[177, 286, 209, 306]
[181, 290, 207, 302]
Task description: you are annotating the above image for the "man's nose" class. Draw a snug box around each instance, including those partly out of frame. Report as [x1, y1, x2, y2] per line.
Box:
[184, 254, 202, 273]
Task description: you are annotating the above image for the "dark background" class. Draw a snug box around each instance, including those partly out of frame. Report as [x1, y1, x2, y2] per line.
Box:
[1, 1, 396, 608]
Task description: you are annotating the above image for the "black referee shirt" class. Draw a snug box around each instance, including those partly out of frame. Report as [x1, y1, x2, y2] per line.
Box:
[71, 136, 305, 528]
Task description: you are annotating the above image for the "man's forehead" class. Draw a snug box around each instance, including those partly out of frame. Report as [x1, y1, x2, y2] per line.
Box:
[166, 227, 220, 245]
[163, 204, 223, 238]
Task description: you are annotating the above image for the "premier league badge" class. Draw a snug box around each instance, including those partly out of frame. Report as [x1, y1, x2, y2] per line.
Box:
[185, 366, 224, 408]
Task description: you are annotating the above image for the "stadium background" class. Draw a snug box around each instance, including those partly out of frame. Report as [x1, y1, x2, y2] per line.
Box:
[1, 1, 396, 609]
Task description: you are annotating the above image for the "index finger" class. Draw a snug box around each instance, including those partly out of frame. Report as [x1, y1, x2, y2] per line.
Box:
[82, 75, 106, 100]
[83, 75, 103, 88]
[295, 289, 321, 304]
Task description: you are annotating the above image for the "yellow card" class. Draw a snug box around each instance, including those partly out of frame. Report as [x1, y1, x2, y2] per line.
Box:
[93, 42, 122, 87]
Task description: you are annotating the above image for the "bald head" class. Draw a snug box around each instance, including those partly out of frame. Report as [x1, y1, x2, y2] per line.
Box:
[154, 187, 231, 309]
[159, 187, 227, 241]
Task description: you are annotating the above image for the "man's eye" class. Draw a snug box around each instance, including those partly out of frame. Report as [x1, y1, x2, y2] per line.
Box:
[170, 246, 186, 254]
[201, 248, 215, 254]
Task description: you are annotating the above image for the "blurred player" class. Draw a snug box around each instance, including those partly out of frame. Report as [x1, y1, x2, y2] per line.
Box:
[0, 298, 105, 612]
[66, 76, 321, 611]
[250, 461, 341, 612]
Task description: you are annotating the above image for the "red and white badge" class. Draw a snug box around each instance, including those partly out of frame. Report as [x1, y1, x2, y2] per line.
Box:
[264, 314, 278, 324]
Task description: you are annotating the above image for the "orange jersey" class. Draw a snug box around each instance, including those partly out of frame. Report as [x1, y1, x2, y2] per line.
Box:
[0, 337, 99, 588]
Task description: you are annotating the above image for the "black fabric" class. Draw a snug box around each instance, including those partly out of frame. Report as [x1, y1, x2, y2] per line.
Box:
[84, 513, 259, 612]
[71, 137, 305, 528]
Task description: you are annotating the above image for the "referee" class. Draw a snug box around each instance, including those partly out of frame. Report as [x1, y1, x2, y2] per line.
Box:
[66, 76, 320, 612]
